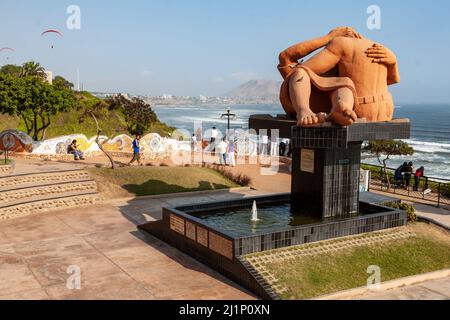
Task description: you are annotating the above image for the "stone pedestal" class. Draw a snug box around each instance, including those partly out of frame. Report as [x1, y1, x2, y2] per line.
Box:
[249, 115, 411, 219]
[291, 141, 361, 218]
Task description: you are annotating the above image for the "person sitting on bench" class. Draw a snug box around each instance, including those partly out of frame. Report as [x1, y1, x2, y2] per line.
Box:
[67, 140, 85, 161]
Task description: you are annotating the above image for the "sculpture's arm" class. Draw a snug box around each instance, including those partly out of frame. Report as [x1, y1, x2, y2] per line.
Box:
[278, 27, 360, 79]
[366, 44, 400, 85]
[301, 37, 346, 75]
[385, 46, 400, 85]
[278, 35, 331, 78]
[387, 62, 400, 85]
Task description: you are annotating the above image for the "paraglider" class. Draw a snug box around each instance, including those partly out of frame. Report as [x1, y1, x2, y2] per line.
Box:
[41, 29, 63, 49]
[0, 47, 15, 60]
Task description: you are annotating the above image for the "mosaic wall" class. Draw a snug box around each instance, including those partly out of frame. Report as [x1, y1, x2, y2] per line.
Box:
[0, 130, 34, 153]
[0, 130, 190, 156]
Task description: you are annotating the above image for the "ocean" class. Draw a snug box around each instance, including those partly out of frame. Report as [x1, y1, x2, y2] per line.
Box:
[153, 104, 450, 179]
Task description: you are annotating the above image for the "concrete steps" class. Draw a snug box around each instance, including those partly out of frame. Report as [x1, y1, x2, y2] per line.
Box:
[0, 169, 99, 220]
[0, 169, 91, 189]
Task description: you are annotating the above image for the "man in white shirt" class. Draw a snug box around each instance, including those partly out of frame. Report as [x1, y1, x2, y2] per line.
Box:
[260, 135, 269, 155]
[190, 134, 197, 152]
[210, 127, 218, 153]
[217, 138, 228, 165]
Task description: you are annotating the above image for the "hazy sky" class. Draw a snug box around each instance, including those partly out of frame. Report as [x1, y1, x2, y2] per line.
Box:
[1, 0, 449, 104]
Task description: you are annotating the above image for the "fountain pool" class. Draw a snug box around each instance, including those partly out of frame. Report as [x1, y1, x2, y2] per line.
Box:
[194, 203, 321, 238]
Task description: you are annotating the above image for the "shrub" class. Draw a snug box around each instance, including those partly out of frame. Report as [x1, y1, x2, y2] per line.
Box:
[197, 163, 252, 187]
[383, 202, 417, 222]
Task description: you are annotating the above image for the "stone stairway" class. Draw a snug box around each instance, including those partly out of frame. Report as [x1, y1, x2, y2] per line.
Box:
[0, 169, 99, 220]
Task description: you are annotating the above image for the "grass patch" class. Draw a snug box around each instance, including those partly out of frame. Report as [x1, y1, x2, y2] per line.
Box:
[87, 166, 239, 197]
[0, 159, 12, 165]
[261, 224, 450, 300]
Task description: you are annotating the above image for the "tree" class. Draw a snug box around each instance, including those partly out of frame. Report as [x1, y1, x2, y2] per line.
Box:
[53, 76, 74, 90]
[79, 100, 117, 169]
[363, 140, 414, 189]
[0, 64, 22, 76]
[106, 94, 158, 135]
[0, 74, 21, 115]
[20, 61, 46, 79]
[0, 74, 75, 140]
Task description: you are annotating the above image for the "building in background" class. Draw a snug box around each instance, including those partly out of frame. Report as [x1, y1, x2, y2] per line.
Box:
[44, 71, 53, 85]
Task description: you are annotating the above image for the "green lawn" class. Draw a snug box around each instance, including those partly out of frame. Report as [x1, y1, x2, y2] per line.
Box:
[87, 166, 239, 197]
[258, 224, 450, 300]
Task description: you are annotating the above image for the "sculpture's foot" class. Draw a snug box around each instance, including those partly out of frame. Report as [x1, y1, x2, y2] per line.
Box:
[329, 109, 358, 127]
[298, 110, 327, 127]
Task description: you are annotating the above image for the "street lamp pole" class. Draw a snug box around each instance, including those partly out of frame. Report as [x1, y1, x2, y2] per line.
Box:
[221, 107, 237, 138]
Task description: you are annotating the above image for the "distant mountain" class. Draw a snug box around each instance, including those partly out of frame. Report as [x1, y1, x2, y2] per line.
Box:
[225, 80, 281, 101]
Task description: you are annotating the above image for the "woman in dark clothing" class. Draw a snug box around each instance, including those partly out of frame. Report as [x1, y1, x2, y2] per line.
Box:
[394, 162, 406, 187]
[403, 162, 414, 189]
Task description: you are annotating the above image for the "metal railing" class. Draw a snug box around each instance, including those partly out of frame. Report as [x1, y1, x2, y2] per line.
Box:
[362, 163, 450, 208]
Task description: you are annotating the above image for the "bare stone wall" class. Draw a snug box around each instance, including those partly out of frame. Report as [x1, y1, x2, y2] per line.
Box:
[0, 170, 90, 188]
[0, 194, 98, 220]
[0, 181, 97, 203]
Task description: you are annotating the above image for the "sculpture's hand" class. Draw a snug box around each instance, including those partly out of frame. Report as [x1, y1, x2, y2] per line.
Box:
[327, 27, 362, 40]
[366, 44, 397, 66]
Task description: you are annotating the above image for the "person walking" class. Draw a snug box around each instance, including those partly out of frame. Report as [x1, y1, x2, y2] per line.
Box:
[190, 134, 197, 152]
[217, 138, 228, 165]
[414, 166, 425, 191]
[227, 140, 236, 167]
[210, 127, 218, 154]
[287, 139, 292, 158]
[67, 140, 85, 161]
[129, 134, 143, 166]
[260, 135, 269, 155]
[404, 161, 414, 189]
[279, 138, 289, 157]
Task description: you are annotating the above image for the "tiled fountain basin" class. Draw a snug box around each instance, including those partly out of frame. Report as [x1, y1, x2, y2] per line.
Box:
[139, 193, 406, 299]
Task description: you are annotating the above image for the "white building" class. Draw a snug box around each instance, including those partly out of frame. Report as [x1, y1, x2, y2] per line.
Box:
[44, 71, 53, 85]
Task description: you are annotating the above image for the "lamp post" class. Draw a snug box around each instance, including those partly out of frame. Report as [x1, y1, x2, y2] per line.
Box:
[220, 107, 237, 137]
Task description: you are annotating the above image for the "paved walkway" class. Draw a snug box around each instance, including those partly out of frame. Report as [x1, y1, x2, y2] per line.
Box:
[1, 157, 448, 300]
[355, 277, 450, 300]
[0, 189, 266, 300]
[371, 190, 450, 230]
[8, 157, 85, 175]
[413, 203, 450, 230]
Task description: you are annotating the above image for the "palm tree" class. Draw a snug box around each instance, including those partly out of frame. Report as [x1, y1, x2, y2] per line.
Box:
[20, 61, 46, 79]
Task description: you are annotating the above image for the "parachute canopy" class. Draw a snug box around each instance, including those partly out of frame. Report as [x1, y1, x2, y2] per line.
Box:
[41, 29, 63, 37]
[0, 47, 15, 52]
[41, 29, 63, 49]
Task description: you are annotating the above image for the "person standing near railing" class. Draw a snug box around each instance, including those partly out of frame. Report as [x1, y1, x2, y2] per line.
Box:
[404, 162, 414, 190]
[395, 162, 406, 187]
[414, 166, 425, 191]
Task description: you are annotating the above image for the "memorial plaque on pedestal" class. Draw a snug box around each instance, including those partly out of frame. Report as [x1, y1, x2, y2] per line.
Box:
[300, 149, 315, 173]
